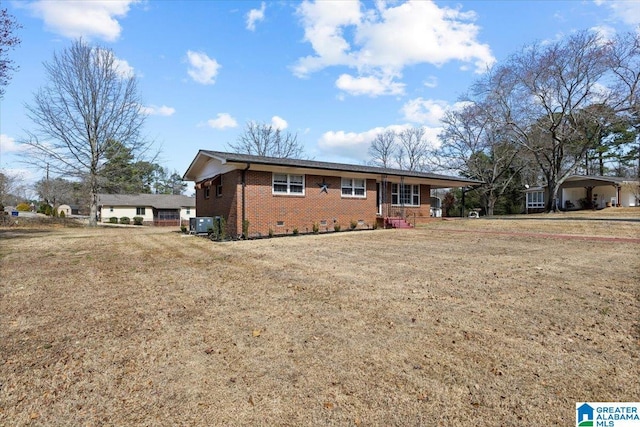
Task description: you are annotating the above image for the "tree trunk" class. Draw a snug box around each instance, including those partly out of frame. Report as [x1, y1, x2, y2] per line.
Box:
[486, 193, 497, 216]
[546, 179, 560, 212]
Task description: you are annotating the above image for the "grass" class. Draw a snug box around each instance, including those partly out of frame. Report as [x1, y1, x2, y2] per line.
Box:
[0, 213, 639, 425]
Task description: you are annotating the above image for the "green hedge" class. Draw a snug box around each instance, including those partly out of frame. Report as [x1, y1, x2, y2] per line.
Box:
[119, 216, 130, 225]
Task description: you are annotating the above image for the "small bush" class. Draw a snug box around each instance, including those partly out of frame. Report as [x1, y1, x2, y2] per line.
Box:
[119, 216, 130, 225]
[59, 210, 66, 218]
[292, 227, 299, 235]
[109, 217, 118, 224]
[38, 204, 53, 216]
[180, 225, 187, 233]
[133, 216, 143, 225]
[16, 203, 31, 212]
[268, 228, 274, 238]
[349, 219, 357, 230]
[242, 219, 250, 238]
[312, 222, 319, 234]
[334, 224, 341, 232]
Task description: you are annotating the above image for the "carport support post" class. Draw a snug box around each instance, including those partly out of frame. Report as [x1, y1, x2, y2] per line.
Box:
[461, 187, 466, 218]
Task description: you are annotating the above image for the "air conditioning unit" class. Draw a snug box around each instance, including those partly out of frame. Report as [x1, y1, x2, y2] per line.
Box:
[189, 217, 214, 234]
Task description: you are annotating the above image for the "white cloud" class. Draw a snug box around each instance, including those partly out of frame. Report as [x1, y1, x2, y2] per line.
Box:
[317, 124, 408, 162]
[0, 134, 25, 153]
[335, 73, 405, 97]
[246, 2, 266, 31]
[423, 76, 438, 88]
[26, 0, 139, 42]
[141, 105, 176, 116]
[113, 56, 135, 78]
[401, 98, 449, 125]
[271, 116, 288, 130]
[207, 113, 238, 129]
[293, 0, 362, 77]
[594, 0, 640, 26]
[317, 121, 444, 163]
[293, 0, 495, 96]
[186, 50, 221, 85]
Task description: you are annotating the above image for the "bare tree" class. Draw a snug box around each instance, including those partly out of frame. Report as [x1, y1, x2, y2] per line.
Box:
[0, 170, 27, 206]
[0, 8, 21, 98]
[608, 32, 640, 178]
[22, 39, 148, 226]
[228, 121, 304, 158]
[368, 130, 396, 168]
[475, 31, 616, 211]
[438, 99, 522, 216]
[396, 127, 430, 171]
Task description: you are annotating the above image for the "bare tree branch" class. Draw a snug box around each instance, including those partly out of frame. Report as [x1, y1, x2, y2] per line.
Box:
[228, 121, 304, 158]
[20, 39, 149, 226]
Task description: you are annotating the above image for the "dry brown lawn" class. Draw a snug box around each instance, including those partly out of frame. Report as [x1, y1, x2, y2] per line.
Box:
[1, 213, 639, 426]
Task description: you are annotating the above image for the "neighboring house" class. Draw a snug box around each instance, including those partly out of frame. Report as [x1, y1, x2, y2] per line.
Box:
[57, 204, 81, 216]
[97, 194, 196, 226]
[183, 150, 480, 238]
[525, 175, 640, 213]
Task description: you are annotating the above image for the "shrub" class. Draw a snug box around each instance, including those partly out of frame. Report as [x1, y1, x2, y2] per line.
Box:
[292, 227, 299, 235]
[119, 216, 130, 225]
[16, 203, 31, 212]
[38, 204, 52, 215]
[59, 210, 66, 218]
[312, 222, 319, 234]
[349, 220, 357, 230]
[242, 219, 250, 238]
[334, 224, 341, 232]
[180, 225, 187, 233]
[109, 217, 118, 224]
[133, 216, 143, 225]
[268, 228, 274, 238]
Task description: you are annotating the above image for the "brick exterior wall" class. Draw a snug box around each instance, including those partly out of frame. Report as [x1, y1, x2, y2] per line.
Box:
[195, 170, 433, 237]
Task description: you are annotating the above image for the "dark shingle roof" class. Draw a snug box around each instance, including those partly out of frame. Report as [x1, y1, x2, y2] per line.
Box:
[97, 194, 195, 209]
[199, 150, 481, 185]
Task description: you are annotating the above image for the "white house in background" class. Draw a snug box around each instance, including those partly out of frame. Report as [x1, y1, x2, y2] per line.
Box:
[97, 194, 196, 226]
[525, 175, 639, 213]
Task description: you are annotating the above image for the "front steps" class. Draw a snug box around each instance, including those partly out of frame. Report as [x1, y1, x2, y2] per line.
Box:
[384, 217, 413, 229]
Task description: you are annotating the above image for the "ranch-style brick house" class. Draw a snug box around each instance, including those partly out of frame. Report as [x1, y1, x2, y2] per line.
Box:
[97, 193, 196, 226]
[183, 150, 481, 238]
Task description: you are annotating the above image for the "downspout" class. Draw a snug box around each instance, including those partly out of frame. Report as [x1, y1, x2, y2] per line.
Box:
[241, 163, 251, 239]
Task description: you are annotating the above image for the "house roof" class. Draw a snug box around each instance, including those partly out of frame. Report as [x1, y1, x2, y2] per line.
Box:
[183, 150, 482, 188]
[524, 175, 638, 191]
[97, 194, 195, 209]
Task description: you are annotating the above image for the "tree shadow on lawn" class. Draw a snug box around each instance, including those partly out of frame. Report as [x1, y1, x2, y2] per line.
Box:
[0, 228, 58, 240]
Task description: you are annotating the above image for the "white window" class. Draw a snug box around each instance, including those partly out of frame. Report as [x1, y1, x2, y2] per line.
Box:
[527, 191, 545, 208]
[341, 178, 366, 197]
[391, 183, 420, 206]
[273, 173, 305, 195]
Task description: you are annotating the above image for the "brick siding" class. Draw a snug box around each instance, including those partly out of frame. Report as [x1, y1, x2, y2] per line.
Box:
[196, 170, 433, 237]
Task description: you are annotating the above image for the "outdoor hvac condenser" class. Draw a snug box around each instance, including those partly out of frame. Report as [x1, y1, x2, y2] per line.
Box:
[189, 217, 214, 234]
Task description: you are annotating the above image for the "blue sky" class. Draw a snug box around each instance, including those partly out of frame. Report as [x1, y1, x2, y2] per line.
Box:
[1, 0, 639, 191]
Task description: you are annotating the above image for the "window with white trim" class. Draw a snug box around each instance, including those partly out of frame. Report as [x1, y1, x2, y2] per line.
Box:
[526, 191, 545, 208]
[136, 207, 146, 215]
[273, 173, 304, 195]
[391, 183, 420, 206]
[341, 178, 366, 197]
